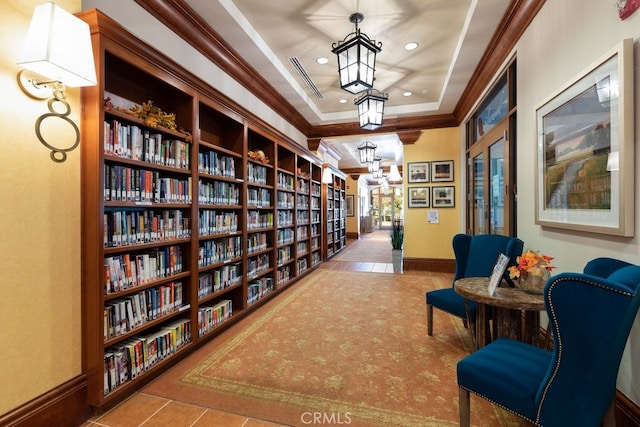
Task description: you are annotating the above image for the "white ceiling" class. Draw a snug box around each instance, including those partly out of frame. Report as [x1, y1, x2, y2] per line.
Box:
[183, 0, 511, 173]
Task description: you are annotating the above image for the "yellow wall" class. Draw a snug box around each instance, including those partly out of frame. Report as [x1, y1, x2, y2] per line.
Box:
[345, 176, 358, 233]
[0, 0, 82, 415]
[403, 128, 460, 260]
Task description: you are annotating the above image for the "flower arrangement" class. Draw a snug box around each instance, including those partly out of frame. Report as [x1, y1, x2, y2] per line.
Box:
[508, 249, 555, 280]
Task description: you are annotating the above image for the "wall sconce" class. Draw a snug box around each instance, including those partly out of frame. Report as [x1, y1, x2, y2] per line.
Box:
[17, 2, 97, 162]
[389, 164, 402, 181]
[322, 167, 333, 184]
[355, 89, 388, 130]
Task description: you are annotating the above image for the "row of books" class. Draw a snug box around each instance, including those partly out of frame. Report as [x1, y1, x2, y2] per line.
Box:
[104, 164, 192, 204]
[198, 210, 239, 236]
[276, 211, 294, 227]
[297, 258, 308, 275]
[247, 253, 270, 279]
[277, 171, 295, 191]
[198, 300, 232, 337]
[198, 236, 243, 267]
[276, 228, 294, 245]
[198, 150, 236, 178]
[104, 246, 183, 294]
[198, 180, 241, 205]
[104, 282, 184, 340]
[197, 265, 242, 299]
[296, 178, 310, 194]
[247, 162, 268, 185]
[276, 191, 294, 208]
[277, 265, 291, 286]
[104, 119, 190, 169]
[296, 226, 308, 239]
[311, 182, 321, 197]
[247, 232, 269, 254]
[247, 211, 274, 230]
[104, 318, 192, 395]
[104, 209, 191, 248]
[297, 241, 308, 255]
[247, 187, 271, 206]
[277, 246, 292, 265]
[311, 251, 321, 266]
[247, 277, 274, 305]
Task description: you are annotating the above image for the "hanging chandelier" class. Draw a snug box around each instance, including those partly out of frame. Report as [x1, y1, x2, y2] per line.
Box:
[331, 13, 382, 94]
[367, 157, 381, 173]
[357, 141, 377, 164]
[355, 88, 388, 130]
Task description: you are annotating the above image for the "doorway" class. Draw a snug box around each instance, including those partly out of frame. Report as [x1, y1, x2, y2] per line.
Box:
[371, 186, 403, 230]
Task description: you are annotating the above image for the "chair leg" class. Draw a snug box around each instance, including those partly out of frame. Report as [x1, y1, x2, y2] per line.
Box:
[601, 401, 616, 427]
[459, 387, 470, 427]
[427, 304, 433, 336]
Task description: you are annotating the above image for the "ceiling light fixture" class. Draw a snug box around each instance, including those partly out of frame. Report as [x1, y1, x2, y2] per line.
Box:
[367, 157, 381, 173]
[357, 140, 377, 164]
[331, 13, 382, 94]
[316, 57, 328, 65]
[404, 42, 419, 51]
[355, 88, 388, 130]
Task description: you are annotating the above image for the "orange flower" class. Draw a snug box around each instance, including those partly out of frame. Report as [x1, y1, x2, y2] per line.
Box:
[508, 249, 555, 279]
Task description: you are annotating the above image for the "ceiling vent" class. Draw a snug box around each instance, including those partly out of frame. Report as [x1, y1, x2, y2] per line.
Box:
[288, 57, 324, 100]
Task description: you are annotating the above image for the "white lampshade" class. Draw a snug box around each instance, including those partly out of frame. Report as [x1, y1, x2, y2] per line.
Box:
[322, 168, 333, 184]
[389, 165, 402, 181]
[18, 2, 96, 87]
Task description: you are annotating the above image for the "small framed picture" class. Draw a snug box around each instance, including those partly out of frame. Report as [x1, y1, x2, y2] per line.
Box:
[431, 160, 454, 182]
[432, 186, 455, 208]
[346, 195, 354, 217]
[408, 186, 430, 208]
[407, 162, 430, 183]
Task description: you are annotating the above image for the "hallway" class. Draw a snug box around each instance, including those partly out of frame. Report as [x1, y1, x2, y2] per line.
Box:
[83, 231, 415, 426]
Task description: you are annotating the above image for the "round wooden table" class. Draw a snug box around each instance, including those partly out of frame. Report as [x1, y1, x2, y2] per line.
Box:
[454, 277, 546, 350]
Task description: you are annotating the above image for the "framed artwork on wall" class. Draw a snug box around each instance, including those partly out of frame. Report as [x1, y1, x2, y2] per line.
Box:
[408, 186, 430, 208]
[432, 186, 455, 208]
[346, 195, 354, 217]
[407, 162, 430, 183]
[431, 160, 454, 182]
[535, 39, 634, 236]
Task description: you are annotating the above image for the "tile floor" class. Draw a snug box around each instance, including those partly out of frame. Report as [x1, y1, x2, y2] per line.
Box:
[82, 259, 402, 427]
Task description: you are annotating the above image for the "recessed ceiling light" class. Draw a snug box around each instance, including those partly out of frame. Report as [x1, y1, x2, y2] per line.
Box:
[404, 42, 418, 51]
[339, 98, 348, 104]
[316, 57, 329, 65]
[403, 91, 413, 97]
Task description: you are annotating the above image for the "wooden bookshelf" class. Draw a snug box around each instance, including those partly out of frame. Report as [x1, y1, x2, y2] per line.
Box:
[322, 166, 347, 259]
[79, 9, 328, 410]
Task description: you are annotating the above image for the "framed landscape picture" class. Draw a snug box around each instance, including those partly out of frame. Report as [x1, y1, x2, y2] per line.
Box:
[432, 186, 455, 208]
[407, 162, 430, 183]
[431, 160, 454, 182]
[535, 39, 634, 236]
[346, 195, 354, 217]
[408, 186, 430, 208]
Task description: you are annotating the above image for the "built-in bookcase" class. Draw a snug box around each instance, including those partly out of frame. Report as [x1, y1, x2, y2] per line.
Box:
[79, 9, 327, 410]
[322, 166, 347, 259]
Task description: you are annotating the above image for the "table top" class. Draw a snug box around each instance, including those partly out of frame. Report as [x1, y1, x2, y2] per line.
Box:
[454, 277, 545, 311]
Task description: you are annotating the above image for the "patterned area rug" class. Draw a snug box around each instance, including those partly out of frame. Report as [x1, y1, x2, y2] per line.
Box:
[144, 270, 519, 426]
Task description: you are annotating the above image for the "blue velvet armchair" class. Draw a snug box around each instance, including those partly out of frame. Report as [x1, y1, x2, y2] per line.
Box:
[457, 257, 640, 426]
[426, 233, 523, 339]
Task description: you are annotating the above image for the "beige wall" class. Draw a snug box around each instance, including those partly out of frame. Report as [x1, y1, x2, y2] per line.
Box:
[403, 128, 460, 260]
[513, 0, 640, 405]
[0, 0, 83, 415]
